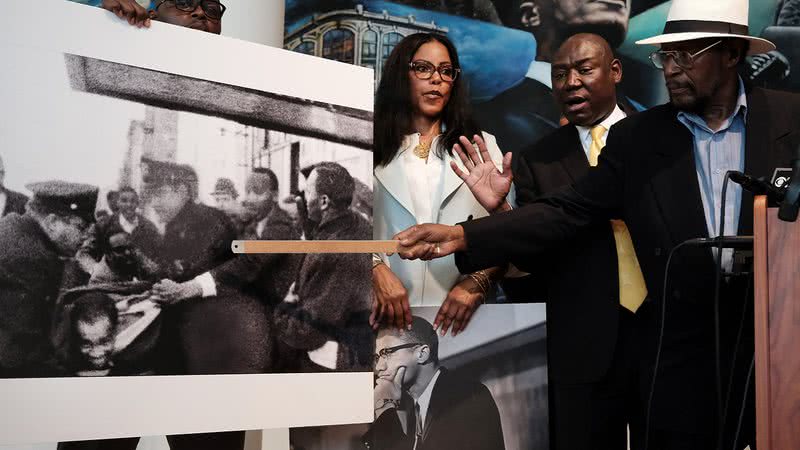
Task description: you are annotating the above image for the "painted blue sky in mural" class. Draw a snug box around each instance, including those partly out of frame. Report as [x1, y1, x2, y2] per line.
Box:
[285, 0, 537, 102]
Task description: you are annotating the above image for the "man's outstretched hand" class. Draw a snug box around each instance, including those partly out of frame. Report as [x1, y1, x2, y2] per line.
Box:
[393, 224, 467, 261]
[101, 0, 151, 28]
[450, 134, 513, 213]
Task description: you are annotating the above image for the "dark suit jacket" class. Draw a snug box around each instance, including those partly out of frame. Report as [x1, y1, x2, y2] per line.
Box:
[210, 204, 301, 307]
[512, 114, 633, 384]
[156, 202, 273, 375]
[364, 368, 505, 450]
[274, 210, 373, 371]
[1, 189, 29, 217]
[456, 87, 800, 432]
[0, 213, 64, 377]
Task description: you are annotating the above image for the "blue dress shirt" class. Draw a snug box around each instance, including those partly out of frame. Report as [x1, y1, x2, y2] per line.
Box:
[677, 78, 747, 271]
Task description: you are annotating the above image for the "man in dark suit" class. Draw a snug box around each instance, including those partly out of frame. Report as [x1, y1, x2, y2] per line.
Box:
[364, 316, 504, 450]
[151, 168, 302, 371]
[475, 0, 632, 157]
[511, 33, 639, 450]
[273, 162, 373, 372]
[0, 181, 98, 378]
[394, 2, 797, 448]
[0, 154, 30, 217]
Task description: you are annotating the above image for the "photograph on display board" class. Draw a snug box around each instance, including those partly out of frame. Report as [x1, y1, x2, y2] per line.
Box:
[2, 1, 374, 378]
[290, 304, 549, 450]
[0, 45, 373, 381]
[0, 1, 376, 447]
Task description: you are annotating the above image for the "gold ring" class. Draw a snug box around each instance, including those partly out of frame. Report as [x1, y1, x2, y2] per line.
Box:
[435, 244, 441, 255]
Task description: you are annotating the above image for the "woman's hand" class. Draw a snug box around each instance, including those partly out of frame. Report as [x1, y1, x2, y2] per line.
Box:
[450, 134, 513, 214]
[435, 277, 484, 337]
[371, 264, 412, 331]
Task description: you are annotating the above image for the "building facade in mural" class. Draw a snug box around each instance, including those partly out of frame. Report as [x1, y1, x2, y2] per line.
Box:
[285, 4, 447, 85]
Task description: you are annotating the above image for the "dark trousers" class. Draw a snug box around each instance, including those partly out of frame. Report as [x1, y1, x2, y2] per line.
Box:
[57, 430, 245, 450]
[630, 276, 756, 450]
[549, 307, 640, 450]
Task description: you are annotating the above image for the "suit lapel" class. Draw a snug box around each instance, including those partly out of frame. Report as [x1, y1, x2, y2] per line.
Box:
[648, 112, 711, 243]
[375, 152, 415, 218]
[419, 368, 449, 445]
[439, 151, 465, 214]
[559, 126, 589, 183]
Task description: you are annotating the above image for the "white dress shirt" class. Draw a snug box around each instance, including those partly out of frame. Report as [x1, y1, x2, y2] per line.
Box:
[403, 133, 445, 226]
[118, 214, 139, 234]
[414, 368, 442, 429]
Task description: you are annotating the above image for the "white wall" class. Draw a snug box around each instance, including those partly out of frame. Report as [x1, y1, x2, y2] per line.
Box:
[221, 0, 285, 47]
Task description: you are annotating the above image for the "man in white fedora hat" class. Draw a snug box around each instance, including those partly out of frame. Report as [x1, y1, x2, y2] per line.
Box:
[390, 0, 800, 449]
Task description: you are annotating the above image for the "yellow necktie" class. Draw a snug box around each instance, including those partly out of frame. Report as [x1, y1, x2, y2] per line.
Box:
[589, 125, 648, 313]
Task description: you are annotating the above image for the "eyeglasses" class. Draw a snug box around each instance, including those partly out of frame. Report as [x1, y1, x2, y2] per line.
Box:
[156, 0, 226, 21]
[409, 60, 460, 82]
[649, 40, 722, 70]
[373, 342, 423, 365]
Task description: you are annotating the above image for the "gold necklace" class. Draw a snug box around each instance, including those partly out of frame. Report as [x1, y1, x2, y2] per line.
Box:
[413, 138, 431, 159]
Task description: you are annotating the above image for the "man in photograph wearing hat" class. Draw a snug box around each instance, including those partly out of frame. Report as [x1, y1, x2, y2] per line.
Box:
[0, 181, 98, 378]
[392, 0, 800, 448]
[210, 177, 239, 213]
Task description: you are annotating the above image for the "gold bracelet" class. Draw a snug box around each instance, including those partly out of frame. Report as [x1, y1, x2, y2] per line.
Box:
[372, 253, 385, 269]
[467, 272, 490, 297]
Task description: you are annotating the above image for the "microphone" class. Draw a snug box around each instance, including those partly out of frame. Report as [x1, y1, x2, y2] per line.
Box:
[778, 144, 800, 222]
[682, 236, 754, 249]
[729, 171, 785, 202]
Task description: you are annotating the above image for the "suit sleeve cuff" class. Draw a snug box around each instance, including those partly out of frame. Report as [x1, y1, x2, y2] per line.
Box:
[193, 272, 217, 298]
[455, 217, 508, 273]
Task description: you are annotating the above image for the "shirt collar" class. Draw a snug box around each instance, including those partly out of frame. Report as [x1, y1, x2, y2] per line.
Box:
[677, 77, 748, 134]
[575, 104, 627, 147]
[525, 60, 552, 89]
[119, 213, 139, 230]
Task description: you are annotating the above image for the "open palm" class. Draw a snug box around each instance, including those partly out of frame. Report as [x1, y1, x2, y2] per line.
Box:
[450, 134, 513, 213]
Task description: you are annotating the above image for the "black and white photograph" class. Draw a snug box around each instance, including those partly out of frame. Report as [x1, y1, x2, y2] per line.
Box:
[0, 1, 374, 444]
[290, 304, 549, 450]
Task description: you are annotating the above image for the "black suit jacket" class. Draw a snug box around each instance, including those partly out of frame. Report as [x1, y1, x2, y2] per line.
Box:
[364, 368, 505, 450]
[512, 117, 630, 385]
[0, 213, 64, 377]
[456, 87, 800, 432]
[210, 205, 301, 307]
[1, 189, 28, 217]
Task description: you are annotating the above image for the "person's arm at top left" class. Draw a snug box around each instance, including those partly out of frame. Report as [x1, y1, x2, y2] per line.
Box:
[99, 0, 152, 28]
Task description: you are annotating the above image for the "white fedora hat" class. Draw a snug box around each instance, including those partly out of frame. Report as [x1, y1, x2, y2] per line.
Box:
[635, 0, 775, 55]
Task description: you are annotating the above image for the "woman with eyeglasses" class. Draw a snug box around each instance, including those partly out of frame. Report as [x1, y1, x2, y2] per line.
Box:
[97, 0, 225, 34]
[373, 33, 509, 337]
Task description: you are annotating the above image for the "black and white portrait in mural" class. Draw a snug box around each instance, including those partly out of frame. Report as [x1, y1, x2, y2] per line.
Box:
[290, 304, 549, 450]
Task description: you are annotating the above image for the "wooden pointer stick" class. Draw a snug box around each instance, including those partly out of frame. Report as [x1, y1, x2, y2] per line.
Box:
[231, 240, 400, 254]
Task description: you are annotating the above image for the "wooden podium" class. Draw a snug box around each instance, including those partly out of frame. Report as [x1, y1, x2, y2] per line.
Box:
[753, 196, 800, 450]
